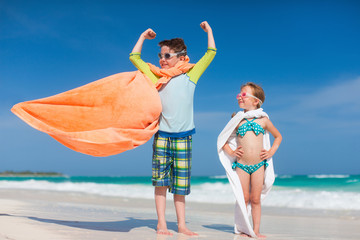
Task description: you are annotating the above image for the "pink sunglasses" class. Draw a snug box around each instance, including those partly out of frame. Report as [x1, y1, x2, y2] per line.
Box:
[236, 92, 263, 105]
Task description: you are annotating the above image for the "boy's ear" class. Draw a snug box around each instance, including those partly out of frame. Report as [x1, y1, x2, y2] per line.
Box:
[179, 56, 185, 61]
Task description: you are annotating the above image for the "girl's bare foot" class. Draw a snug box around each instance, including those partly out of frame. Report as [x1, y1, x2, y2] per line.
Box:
[256, 233, 266, 239]
[235, 232, 251, 238]
[178, 227, 198, 236]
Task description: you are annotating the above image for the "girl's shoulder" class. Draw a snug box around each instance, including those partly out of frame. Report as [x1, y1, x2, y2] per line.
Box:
[254, 116, 270, 127]
[249, 116, 266, 121]
[257, 116, 269, 121]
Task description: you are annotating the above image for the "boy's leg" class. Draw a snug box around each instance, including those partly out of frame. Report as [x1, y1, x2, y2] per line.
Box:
[171, 136, 198, 236]
[174, 194, 197, 236]
[155, 186, 172, 235]
[152, 134, 173, 235]
[250, 166, 266, 238]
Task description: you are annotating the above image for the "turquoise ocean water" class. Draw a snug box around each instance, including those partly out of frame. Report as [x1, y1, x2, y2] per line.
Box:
[1, 175, 359, 210]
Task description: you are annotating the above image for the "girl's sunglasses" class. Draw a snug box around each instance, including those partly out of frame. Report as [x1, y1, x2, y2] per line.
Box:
[236, 92, 263, 105]
[158, 50, 186, 59]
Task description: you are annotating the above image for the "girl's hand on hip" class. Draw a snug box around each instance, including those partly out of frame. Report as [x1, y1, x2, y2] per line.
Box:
[260, 149, 272, 160]
[232, 146, 244, 158]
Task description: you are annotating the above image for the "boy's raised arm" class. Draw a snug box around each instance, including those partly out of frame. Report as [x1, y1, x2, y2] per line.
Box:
[200, 21, 216, 49]
[187, 21, 216, 84]
[131, 28, 156, 53]
[130, 29, 159, 84]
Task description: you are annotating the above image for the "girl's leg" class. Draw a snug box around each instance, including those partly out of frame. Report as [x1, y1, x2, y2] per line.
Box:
[236, 167, 251, 205]
[236, 167, 251, 237]
[155, 186, 173, 235]
[250, 166, 266, 238]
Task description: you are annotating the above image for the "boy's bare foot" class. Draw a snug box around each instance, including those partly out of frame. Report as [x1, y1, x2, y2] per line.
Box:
[157, 223, 173, 235]
[178, 227, 198, 236]
[256, 233, 266, 239]
[156, 229, 173, 236]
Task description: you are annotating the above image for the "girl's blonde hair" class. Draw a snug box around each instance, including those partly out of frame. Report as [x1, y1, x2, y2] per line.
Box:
[241, 82, 265, 108]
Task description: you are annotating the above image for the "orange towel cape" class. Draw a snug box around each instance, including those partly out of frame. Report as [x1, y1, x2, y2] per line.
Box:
[11, 59, 194, 157]
[148, 56, 195, 90]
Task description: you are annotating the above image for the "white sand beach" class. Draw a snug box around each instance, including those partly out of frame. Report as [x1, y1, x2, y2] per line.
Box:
[1, 189, 359, 240]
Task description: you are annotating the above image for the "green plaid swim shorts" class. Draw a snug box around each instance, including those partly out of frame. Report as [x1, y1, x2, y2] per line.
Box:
[152, 133, 192, 195]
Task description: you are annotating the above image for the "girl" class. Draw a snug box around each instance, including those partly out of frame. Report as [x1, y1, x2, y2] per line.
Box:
[218, 82, 282, 239]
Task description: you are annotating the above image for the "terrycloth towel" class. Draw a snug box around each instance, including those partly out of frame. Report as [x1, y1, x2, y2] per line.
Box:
[217, 108, 275, 237]
[11, 58, 195, 157]
[11, 71, 162, 157]
[148, 56, 195, 90]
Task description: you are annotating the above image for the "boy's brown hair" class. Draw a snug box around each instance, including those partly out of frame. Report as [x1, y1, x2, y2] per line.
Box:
[158, 38, 187, 57]
[241, 82, 265, 108]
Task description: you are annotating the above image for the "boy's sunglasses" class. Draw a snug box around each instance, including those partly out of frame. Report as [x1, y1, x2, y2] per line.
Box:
[236, 92, 263, 105]
[158, 50, 186, 59]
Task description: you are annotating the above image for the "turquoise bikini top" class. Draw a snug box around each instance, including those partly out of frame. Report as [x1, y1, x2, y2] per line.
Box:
[236, 118, 265, 137]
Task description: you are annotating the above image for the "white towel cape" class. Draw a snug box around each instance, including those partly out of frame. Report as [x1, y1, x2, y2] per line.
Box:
[217, 108, 275, 237]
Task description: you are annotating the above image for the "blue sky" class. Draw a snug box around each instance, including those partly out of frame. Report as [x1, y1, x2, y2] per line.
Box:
[1, 0, 360, 176]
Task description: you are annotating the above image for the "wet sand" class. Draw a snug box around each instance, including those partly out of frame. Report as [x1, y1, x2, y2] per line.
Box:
[0, 189, 359, 240]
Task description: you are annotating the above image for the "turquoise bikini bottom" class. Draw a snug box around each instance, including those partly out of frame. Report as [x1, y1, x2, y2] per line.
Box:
[232, 160, 268, 175]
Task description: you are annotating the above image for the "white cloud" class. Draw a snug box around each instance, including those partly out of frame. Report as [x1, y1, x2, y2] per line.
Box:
[272, 77, 360, 133]
[194, 111, 231, 132]
[1, 6, 53, 39]
[297, 77, 360, 110]
[193, 78, 360, 136]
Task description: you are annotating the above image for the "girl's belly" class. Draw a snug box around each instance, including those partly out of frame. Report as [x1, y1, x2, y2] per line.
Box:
[236, 135, 263, 165]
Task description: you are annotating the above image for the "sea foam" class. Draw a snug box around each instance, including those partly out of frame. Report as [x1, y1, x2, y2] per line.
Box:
[1, 179, 359, 210]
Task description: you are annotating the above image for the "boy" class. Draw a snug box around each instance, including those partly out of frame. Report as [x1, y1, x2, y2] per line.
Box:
[130, 21, 216, 236]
